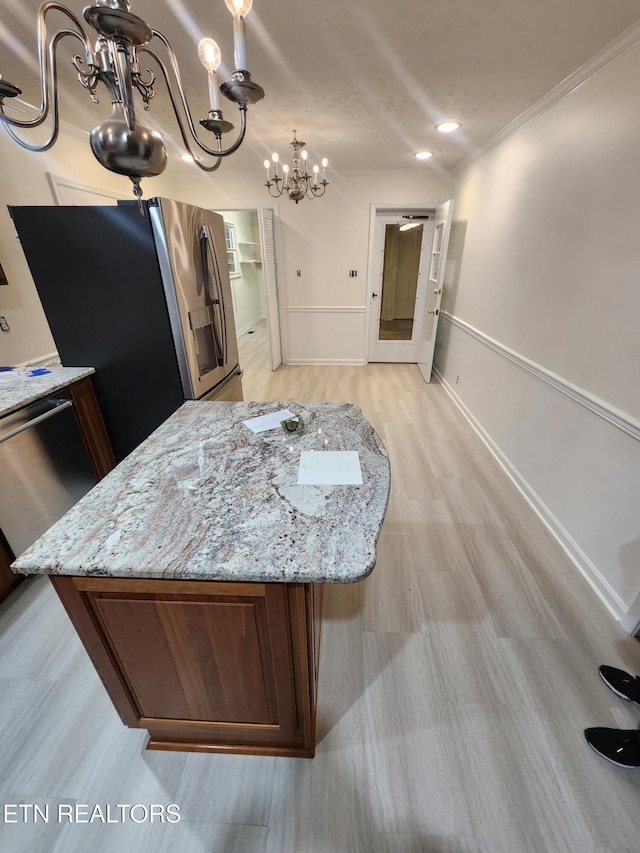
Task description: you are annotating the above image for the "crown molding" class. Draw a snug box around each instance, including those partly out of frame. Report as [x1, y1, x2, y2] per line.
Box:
[454, 18, 640, 174]
[2, 98, 88, 143]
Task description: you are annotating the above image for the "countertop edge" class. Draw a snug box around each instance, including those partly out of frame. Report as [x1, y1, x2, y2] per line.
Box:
[11, 401, 391, 585]
[0, 367, 96, 418]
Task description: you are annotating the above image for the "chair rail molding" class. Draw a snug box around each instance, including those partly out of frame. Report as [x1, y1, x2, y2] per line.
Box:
[440, 312, 640, 443]
[433, 365, 628, 624]
[435, 312, 639, 628]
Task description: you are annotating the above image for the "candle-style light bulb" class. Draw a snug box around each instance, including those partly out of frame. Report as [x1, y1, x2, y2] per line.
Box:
[224, 0, 253, 14]
[198, 38, 221, 111]
[301, 150, 308, 160]
[263, 159, 270, 170]
[282, 164, 290, 173]
[313, 163, 319, 186]
[224, 0, 254, 72]
[198, 37, 221, 72]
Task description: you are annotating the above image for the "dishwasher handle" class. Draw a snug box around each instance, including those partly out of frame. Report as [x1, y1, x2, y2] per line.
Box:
[0, 399, 73, 445]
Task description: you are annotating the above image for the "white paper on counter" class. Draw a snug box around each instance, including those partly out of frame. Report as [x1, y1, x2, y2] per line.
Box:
[242, 409, 296, 434]
[297, 451, 363, 485]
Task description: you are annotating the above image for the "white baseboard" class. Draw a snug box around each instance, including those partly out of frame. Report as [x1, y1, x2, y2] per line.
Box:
[620, 592, 640, 635]
[285, 358, 366, 366]
[433, 367, 629, 627]
[236, 317, 265, 337]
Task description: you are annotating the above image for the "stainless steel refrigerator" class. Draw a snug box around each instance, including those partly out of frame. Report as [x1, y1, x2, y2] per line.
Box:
[9, 198, 243, 462]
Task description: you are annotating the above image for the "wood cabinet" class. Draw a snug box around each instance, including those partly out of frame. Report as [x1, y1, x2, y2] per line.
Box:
[51, 575, 324, 757]
[0, 531, 20, 604]
[66, 375, 115, 480]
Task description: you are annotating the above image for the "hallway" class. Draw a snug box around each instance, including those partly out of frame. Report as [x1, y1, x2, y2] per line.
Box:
[1, 342, 639, 852]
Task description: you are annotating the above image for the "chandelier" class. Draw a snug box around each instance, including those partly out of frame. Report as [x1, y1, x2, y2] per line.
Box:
[0, 0, 264, 201]
[263, 131, 329, 203]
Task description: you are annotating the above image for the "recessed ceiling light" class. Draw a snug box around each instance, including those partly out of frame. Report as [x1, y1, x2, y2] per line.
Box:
[414, 151, 433, 160]
[436, 121, 461, 133]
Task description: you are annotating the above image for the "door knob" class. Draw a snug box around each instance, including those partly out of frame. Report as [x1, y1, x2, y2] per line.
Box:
[433, 288, 443, 295]
[428, 308, 439, 315]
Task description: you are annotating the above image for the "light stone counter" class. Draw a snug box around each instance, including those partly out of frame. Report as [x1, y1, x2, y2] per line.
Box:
[0, 366, 95, 417]
[13, 401, 390, 584]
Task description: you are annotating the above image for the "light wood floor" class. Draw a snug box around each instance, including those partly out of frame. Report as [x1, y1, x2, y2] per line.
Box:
[1, 321, 639, 852]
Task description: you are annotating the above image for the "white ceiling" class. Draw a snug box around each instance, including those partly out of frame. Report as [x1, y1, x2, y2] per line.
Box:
[2, 0, 640, 176]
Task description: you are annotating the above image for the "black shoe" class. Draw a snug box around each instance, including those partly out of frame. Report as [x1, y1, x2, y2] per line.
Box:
[598, 665, 640, 708]
[584, 728, 640, 768]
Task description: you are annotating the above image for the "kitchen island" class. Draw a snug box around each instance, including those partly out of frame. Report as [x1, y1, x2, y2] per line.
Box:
[13, 401, 390, 757]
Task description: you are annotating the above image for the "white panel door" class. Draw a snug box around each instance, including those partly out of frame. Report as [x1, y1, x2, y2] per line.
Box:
[258, 208, 282, 370]
[417, 200, 454, 383]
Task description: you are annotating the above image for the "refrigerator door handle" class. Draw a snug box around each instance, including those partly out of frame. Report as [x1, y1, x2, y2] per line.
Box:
[203, 225, 228, 368]
[198, 226, 225, 367]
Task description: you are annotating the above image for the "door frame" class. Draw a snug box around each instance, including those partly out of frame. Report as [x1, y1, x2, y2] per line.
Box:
[367, 213, 435, 363]
[213, 205, 284, 370]
[364, 203, 440, 366]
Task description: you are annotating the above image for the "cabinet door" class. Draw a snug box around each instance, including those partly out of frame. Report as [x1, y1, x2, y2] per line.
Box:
[52, 576, 318, 757]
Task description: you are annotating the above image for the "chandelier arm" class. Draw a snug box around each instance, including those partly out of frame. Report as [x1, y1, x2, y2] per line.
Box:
[0, 3, 93, 131]
[306, 181, 328, 199]
[134, 45, 220, 165]
[130, 46, 155, 104]
[1, 28, 87, 151]
[266, 183, 284, 199]
[141, 32, 249, 159]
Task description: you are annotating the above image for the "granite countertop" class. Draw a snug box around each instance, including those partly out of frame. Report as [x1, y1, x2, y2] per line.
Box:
[13, 401, 391, 585]
[0, 367, 95, 417]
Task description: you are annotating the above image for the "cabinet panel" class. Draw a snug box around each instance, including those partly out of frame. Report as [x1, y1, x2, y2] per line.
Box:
[66, 376, 115, 480]
[91, 594, 279, 724]
[51, 576, 321, 757]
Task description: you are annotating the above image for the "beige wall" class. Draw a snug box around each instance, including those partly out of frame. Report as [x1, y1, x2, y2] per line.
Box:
[163, 167, 454, 363]
[435, 40, 640, 623]
[0, 118, 452, 366]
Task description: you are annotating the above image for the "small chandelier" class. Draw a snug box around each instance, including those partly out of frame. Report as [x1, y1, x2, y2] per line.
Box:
[0, 0, 264, 201]
[263, 131, 329, 203]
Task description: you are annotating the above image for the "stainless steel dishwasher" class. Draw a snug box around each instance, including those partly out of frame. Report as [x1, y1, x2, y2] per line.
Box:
[0, 395, 97, 558]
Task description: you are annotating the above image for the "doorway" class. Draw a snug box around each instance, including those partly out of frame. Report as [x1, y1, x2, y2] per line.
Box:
[368, 211, 435, 363]
[214, 208, 282, 372]
[367, 202, 453, 381]
[379, 221, 424, 340]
